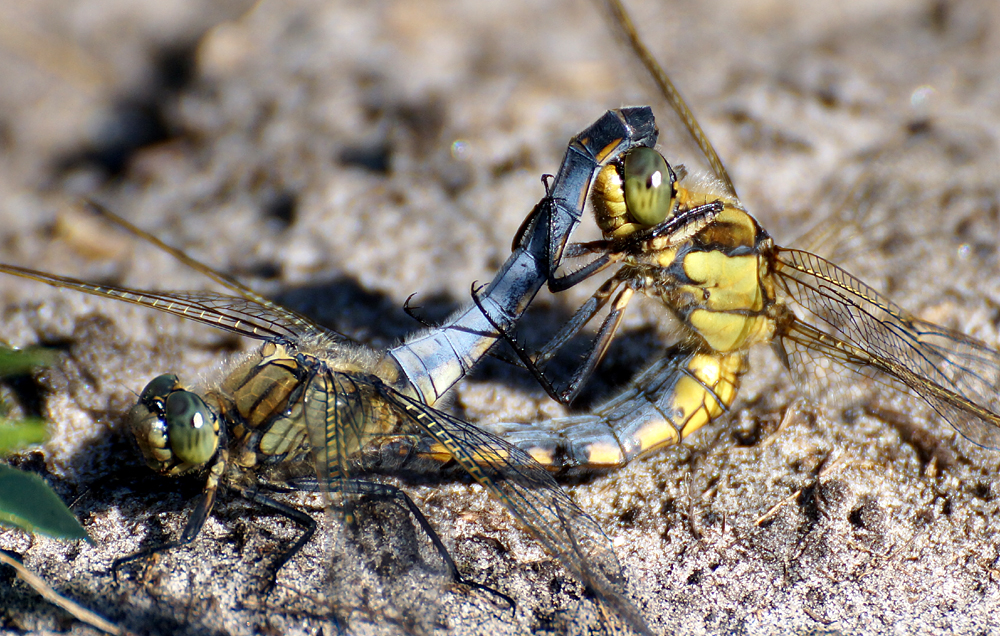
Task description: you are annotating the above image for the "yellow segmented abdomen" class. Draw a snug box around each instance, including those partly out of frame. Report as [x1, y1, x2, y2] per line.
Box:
[480, 350, 748, 471]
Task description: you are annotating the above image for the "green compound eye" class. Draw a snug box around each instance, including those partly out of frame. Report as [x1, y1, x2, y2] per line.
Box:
[163, 390, 219, 467]
[622, 147, 675, 226]
[138, 373, 180, 405]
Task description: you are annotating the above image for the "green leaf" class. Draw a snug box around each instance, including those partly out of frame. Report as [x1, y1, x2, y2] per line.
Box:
[0, 346, 55, 377]
[0, 345, 54, 453]
[0, 418, 48, 454]
[0, 348, 85, 542]
[0, 464, 91, 542]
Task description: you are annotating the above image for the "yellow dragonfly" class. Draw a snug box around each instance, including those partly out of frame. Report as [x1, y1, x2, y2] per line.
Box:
[0, 109, 660, 634]
[478, 0, 1000, 473]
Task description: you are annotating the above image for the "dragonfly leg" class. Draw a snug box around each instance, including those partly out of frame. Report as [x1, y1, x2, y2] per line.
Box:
[535, 272, 622, 367]
[471, 274, 634, 406]
[401, 293, 434, 329]
[547, 249, 618, 293]
[509, 172, 555, 252]
[354, 483, 516, 610]
[289, 477, 516, 610]
[235, 486, 318, 593]
[111, 449, 227, 584]
[555, 285, 635, 405]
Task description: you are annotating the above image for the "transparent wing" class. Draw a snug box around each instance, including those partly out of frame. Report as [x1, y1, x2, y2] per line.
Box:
[300, 368, 393, 484]
[774, 247, 1000, 449]
[382, 384, 652, 636]
[0, 263, 341, 345]
[299, 368, 465, 632]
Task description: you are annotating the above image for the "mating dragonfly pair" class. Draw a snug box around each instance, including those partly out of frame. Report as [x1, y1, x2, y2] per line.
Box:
[1, 109, 659, 633]
[6, 14, 1000, 636]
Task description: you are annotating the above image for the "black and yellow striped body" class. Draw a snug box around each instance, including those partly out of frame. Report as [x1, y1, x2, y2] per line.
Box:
[626, 187, 778, 356]
[217, 342, 312, 469]
[491, 349, 747, 469]
[492, 161, 781, 469]
[203, 341, 423, 481]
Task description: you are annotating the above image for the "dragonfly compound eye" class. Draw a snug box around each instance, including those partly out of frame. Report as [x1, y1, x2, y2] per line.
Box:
[163, 390, 220, 467]
[623, 147, 676, 226]
[138, 373, 180, 404]
[128, 374, 219, 475]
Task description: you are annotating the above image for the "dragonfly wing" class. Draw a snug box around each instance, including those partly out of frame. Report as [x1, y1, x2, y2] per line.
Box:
[302, 368, 358, 491]
[0, 263, 342, 344]
[152, 292, 340, 343]
[384, 386, 652, 635]
[774, 248, 1000, 449]
[299, 367, 458, 631]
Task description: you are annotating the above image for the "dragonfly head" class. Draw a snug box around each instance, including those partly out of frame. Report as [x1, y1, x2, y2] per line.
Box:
[593, 147, 678, 239]
[127, 374, 221, 476]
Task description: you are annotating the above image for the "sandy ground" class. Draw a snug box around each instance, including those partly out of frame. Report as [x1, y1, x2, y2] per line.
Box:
[1, 0, 1000, 634]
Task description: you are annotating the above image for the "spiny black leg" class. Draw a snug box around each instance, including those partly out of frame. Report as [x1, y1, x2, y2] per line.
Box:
[373, 484, 515, 611]
[510, 173, 556, 252]
[472, 277, 626, 406]
[470, 280, 564, 403]
[112, 451, 226, 584]
[546, 250, 616, 293]
[551, 284, 634, 404]
[111, 491, 213, 583]
[290, 477, 516, 611]
[236, 486, 317, 593]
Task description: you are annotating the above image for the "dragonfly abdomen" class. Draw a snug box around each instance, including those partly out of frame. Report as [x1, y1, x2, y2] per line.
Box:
[486, 350, 747, 470]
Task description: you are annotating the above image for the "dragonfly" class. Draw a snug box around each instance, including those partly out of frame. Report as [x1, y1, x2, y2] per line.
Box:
[476, 0, 1000, 472]
[0, 109, 661, 633]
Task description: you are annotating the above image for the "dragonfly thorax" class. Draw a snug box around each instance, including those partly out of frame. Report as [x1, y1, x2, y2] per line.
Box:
[609, 190, 779, 356]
